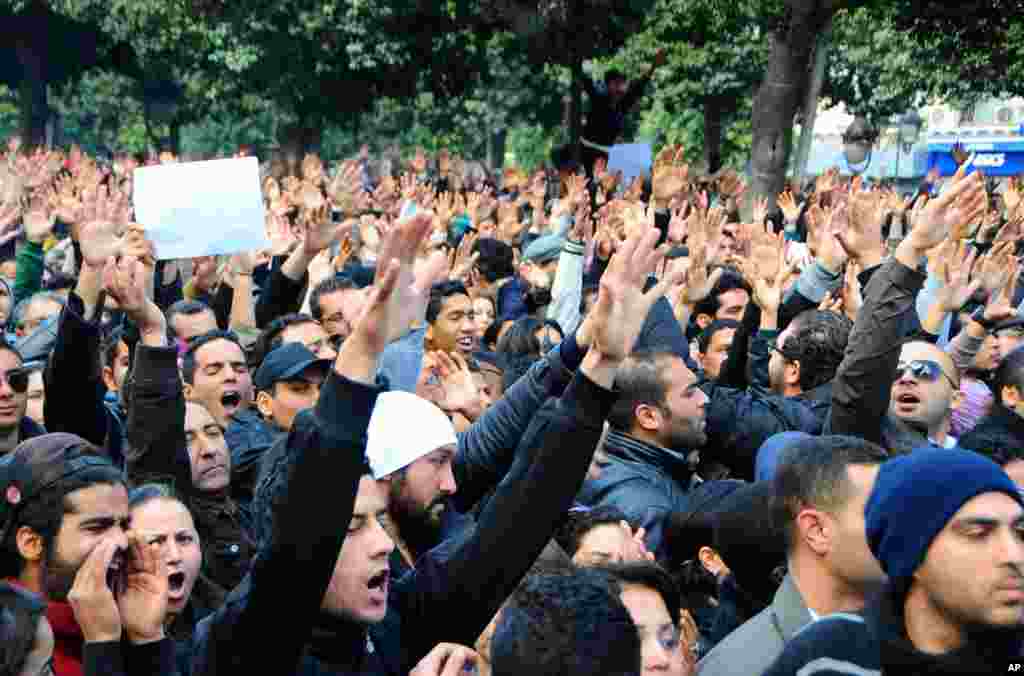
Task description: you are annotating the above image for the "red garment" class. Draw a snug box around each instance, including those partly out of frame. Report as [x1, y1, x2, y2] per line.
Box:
[4, 578, 84, 676]
[47, 599, 85, 676]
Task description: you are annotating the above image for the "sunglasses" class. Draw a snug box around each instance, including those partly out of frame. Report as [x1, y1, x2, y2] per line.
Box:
[1, 367, 30, 394]
[895, 360, 958, 388]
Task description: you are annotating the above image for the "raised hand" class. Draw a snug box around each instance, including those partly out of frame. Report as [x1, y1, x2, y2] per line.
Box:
[1004, 177, 1023, 216]
[934, 242, 981, 313]
[837, 191, 886, 265]
[117, 535, 168, 644]
[431, 351, 484, 421]
[301, 153, 325, 184]
[716, 169, 745, 200]
[411, 643, 483, 676]
[68, 538, 124, 643]
[777, 190, 800, 224]
[973, 240, 1016, 296]
[297, 206, 345, 257]
[334, 212, 433, 383]
[841, 262, 864, 321]
[905, 166, 987, 254]
[753, 196, 770, 225]
[79, 217, 125, 267]
[652, 145, 689, 206]
[22, 195, 55, 244]
[588, 225, 682, 368]
[102, 254, 164, 338]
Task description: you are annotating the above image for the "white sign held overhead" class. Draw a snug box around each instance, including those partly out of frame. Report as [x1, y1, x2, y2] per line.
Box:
[607, 143, 653, 187]
[133, 157, 268, 261]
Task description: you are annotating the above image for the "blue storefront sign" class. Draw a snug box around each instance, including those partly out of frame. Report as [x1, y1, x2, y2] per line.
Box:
[927, 136, 1024, 177]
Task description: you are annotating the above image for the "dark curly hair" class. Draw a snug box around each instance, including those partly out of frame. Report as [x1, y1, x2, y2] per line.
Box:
[779, 310, 852, 392]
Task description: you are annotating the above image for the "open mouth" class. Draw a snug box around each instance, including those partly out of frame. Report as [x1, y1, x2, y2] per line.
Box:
[106, 553, 126, 595]
[895, 393, 920, 405]
[221, 392, 242, 409]
[367, 570, 389, 591]
[168, 571, 187, 592]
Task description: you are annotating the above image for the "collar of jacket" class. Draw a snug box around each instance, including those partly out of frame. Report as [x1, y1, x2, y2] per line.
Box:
[307, 611, 373, 671]
[604, 429, 694, 481]
[868, 585, 1023, 673]
[795, 381, 832, 407]
[770, 574, 812, 643]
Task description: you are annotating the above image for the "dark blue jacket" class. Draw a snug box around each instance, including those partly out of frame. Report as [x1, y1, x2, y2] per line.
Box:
[577, 429, 697, 558]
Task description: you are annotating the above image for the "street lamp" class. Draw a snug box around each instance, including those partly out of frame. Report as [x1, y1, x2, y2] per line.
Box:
[842, 116, 879, 175]
[894, 110, 924, 180]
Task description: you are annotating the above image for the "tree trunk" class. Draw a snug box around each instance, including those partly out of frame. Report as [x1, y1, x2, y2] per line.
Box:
[793, 20, 832, 187]
[15, 40, 48, 149]
[169, 120, 182, 156]
[488, 127, 507, 171]
[703, 100, 724, 175]
[750, 3, 835, 205]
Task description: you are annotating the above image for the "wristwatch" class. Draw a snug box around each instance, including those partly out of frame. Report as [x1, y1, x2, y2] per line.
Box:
[970, 306, 997, 332]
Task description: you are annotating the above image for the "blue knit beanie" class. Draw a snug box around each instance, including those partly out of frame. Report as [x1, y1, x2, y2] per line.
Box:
[865, 448, 1023, 584]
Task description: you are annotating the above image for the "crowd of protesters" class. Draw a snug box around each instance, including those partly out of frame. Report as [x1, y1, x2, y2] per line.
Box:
[0, 125, 1023, 676]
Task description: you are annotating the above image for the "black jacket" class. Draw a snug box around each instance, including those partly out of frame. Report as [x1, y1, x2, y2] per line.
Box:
[255, 255, 307, 329]
[125, 345, 257, 596]
[959, 405, 1024, 451]
[702, 382, 822, 480]
[578, 428, 696, 558]
[581, 74, 652, 147]
[825, 257, 927, 447]
[225, 408, 282, 509]
[82, 639, 178, 676]
[190, 368, 614, 676]
[44, 292, 126, 467]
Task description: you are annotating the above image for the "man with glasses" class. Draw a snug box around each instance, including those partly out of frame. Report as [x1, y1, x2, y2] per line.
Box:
[824, 166, 989, 453]
[0, 342, 44, 455]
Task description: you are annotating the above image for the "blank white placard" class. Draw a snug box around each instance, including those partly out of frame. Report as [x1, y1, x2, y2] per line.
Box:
[133, 157, 269, 260]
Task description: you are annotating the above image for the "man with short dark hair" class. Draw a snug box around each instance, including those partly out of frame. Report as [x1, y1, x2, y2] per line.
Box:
[377, 280, 477, 394]
[579, 350, 709, 558]
[763, 449, 1024, 675]
[697, 320, 739, 382]
[309, 275, 366, 344]
[692, 270, 750, 332]
[255, 312, 338, 365]
[472, 238, 528, 321]
[698, 435, 888, 676]
[253, 343, 331, 434]
[960, 344, 1024, 451]
[166, 300, 218, 343]
[0, 433, 176, 674]
[0, 342, 43, 455]
[580, 49, 666, 177]
[491, 569, 642, 676]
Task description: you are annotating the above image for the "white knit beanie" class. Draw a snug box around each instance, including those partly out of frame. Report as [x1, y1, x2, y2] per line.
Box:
[366, 391, 457, 479]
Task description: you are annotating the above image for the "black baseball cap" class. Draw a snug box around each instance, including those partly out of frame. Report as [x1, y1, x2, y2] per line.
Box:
[253, 343, 332, 392]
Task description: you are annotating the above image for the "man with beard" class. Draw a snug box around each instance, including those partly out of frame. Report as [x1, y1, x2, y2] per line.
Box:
[364, 390, 460, 577]
[764, 449, 1024, 675]
[577, 350, 709, 559]
[0, 433, 176, 675]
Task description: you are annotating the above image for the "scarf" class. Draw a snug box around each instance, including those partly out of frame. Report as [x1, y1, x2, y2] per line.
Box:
[48, 599, 85, 676]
